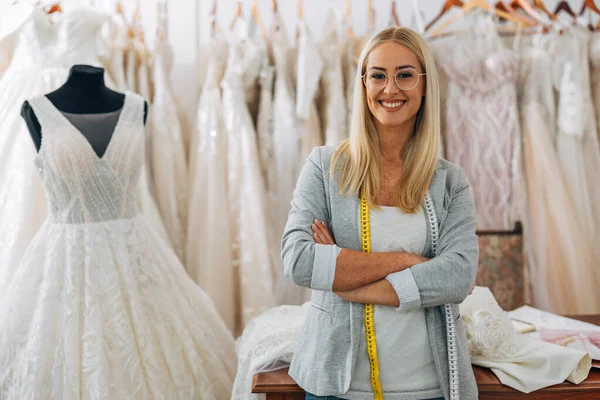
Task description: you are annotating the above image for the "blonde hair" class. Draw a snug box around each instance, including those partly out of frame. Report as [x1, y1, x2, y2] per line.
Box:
[331, 27, 441, 212]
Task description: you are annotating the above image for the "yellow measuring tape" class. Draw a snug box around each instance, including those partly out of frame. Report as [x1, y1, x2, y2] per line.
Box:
[360, 191, 383, 400]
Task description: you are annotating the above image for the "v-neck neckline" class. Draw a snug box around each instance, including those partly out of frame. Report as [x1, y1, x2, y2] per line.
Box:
[42, 92, 130, 161]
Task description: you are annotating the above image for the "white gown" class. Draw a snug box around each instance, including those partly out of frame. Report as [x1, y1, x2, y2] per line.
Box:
[269, 13, 304, 306]
[542, 28, 600, 243]
[319, 9, 348, 147]
[0, 92, 236, 399]
[518, 45, 600, 315]
[149, 31, 188, 262]
[221, 28, 275, 331]
[273, 19, 322, 306]
[0, 5, 107, 299]
[186, 30, 236, 333]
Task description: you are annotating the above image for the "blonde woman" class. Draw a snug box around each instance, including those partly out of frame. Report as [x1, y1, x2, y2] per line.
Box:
[282, 27, 479, 400]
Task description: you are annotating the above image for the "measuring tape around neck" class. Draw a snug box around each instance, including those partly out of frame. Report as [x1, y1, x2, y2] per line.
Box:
[360, 192, 383, 400]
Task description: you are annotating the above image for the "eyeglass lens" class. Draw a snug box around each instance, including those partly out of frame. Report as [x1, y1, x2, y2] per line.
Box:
[364, 68, 421, 91]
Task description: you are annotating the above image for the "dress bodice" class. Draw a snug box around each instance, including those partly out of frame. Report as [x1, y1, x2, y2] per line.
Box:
[5, 6, 108, 71]
[27, 92, 145, 224]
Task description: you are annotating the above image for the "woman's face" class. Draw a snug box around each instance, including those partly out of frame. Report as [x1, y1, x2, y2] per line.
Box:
[364, 42, 425, 132]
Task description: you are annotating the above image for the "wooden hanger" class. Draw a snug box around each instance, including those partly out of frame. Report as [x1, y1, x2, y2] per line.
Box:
[510, 0, 547, 22]
[252, 1, 267, 37]
[209, 0, 217, 36]
[425, 0, 463, 32]
[298, 0, 304, 21]
[495, 1, 539, 26]
[229, 0, 242, 31]
[271, 0, 277, 13]
[46, 3, 62, 14]
[429, 0, 529, 37]
[391, 1, 401, 26]
[553, 1, 576, 18]
[532, 0, 557, 20]
[345, 0, 354, 38]
[579, 0, 600, 16]
[368, 0, 375, 32]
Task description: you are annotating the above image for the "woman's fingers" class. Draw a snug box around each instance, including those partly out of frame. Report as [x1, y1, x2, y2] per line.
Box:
[313, 219, 335, 244]
[317, 220, 335, 244]
[312, 223, 327, 244]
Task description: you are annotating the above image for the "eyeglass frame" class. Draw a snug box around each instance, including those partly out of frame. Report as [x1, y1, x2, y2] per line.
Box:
[361, 68, 427, 92]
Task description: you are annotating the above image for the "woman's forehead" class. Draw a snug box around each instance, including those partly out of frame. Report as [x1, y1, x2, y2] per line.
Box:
[367, 42, 419, 69]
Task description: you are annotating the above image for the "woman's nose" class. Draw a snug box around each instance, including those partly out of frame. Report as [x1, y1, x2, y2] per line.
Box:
[383, 76, 400, 94]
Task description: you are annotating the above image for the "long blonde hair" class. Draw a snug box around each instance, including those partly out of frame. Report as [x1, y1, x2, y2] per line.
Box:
[331, 27, 441, 212]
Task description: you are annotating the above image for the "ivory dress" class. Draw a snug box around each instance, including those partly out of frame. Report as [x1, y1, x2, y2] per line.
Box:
[221, 24, 275, 331]
[0, 92, 236, 399]
[148, 29, 188, 261]
[186, 30, 236, 333]
[0, 5, 108, 299]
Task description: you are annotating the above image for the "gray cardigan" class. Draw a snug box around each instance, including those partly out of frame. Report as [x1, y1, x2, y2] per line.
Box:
[281, 146, 479, 400]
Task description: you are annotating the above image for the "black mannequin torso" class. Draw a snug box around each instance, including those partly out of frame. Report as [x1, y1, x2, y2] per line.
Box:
[21, 65, 148, 157]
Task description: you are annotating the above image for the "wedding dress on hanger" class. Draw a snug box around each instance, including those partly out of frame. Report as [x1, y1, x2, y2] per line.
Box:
[100, 9, 128, 91]
[0, 91, 236, 399]
[0, 5, 108, 299]
[541, 28, 600, 246]
[319, 8, 348, 147]
[221, 19, 275, 332]
[146, 25, 188, 262]
[436, 16, 522, 231]
[273, 18, 322, 306]
[517, 44, 600, 314]
[268, 11, 303, 306]
[186, 27, 236, 333]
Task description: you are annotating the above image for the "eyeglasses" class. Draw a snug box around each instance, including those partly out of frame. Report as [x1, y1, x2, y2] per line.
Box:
[362, 67, 426, 91]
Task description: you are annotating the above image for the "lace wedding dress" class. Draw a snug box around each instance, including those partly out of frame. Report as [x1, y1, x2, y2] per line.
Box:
[186, 29, 236, 333]
[319, 9, 348, 147]
[148, 28, 188, 261]
[436, 20, 522, 231]
[0, 91, 236, 399]
[0, 5, 108, 300]
[518, 44, 600, 314]
[221, 24, 275, 332]
[542, 28, 600, 245]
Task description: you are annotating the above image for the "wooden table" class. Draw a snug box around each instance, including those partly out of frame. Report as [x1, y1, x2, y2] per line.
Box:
[252, 315, 600, 400]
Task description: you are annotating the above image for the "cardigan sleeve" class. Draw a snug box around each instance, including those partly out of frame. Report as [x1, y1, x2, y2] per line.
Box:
[386, 170, 479, 310]
[281, 147, 341, 291]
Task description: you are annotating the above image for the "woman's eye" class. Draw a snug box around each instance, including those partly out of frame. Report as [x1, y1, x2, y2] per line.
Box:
[370, 73, 386, 80]
[397, 71, 414, 79]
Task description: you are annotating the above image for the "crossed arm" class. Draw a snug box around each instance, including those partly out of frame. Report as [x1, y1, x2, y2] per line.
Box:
[311, 219, 473, 307]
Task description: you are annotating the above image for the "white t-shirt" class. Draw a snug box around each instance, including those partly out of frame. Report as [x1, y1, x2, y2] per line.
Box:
[345, 205, 443, 400]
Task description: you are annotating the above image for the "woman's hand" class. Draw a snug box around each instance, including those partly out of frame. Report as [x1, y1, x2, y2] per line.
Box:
[312, 219, 335, 245]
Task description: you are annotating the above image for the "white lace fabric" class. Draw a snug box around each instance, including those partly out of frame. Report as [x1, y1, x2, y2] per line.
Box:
[0, 92, 237, 399]
[0, 6, 111, 299]
[460, 287, 591, 393]
[436, 22, 522, 231]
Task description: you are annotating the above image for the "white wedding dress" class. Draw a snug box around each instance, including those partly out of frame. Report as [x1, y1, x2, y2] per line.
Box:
[319, 9, 348, 147]
[148, 30, 188, 261]
[186, 29, 236, 333]
[0, 5, 108, 299]
[0, 91, 236, 399]
[221, 24, 275, 332]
